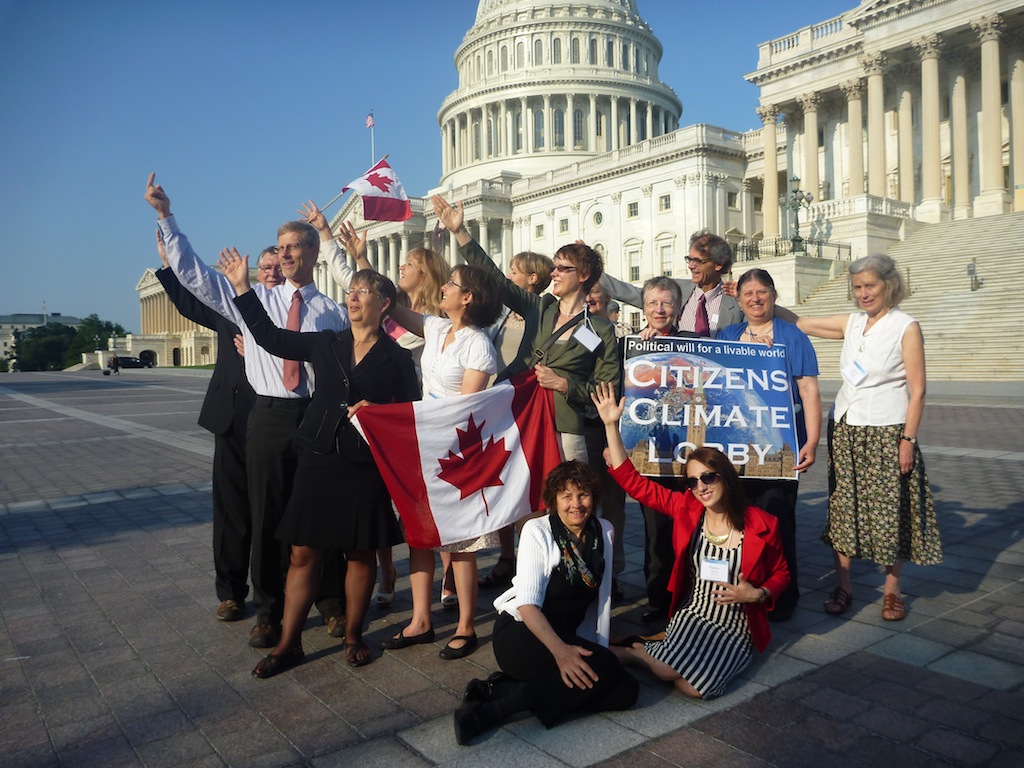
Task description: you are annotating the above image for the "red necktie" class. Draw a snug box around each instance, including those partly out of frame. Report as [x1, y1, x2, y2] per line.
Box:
[283, 290, 302, 391]
[694, 293, 710, 337]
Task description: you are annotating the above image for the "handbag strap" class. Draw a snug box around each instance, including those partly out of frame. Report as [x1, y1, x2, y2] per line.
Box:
[531, 308, 586, 368]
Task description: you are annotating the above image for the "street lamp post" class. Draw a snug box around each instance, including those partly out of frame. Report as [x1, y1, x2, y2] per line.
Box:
[782, 177, 814, 252]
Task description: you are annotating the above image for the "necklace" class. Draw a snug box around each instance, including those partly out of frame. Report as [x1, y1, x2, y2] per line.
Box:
[703, 515, 732, 546]
[745, 322, 773, 343]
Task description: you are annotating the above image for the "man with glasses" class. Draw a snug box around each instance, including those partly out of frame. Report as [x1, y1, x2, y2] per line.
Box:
[145, 174, 349, 649]
[600, 230, 742, 338]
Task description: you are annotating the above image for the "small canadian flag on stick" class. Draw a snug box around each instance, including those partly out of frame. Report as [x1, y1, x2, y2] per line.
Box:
[341, 158, 412, 222]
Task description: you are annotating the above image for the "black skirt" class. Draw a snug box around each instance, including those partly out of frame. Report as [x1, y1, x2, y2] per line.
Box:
[276, 448, 403, 551]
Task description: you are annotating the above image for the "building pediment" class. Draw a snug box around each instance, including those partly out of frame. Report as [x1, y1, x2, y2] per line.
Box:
[135, 268, 160, 292]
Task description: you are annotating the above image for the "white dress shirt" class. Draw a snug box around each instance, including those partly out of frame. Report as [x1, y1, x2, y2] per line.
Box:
[159, 215, 349, 398]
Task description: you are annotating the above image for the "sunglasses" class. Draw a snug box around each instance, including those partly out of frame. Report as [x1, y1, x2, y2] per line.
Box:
[684, 471, 721, 490]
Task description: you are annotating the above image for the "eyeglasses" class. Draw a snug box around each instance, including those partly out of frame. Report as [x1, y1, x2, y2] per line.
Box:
[684, 471, 721, 490]
[276, 244, 306, 254]
[445, 275, 464, 290]
[685, 256, 712, 267]
[551, 264, 577, 274]
[348, 288, 378, 299]
[258, 265, 283, 274]
[643, 300, 678, 311]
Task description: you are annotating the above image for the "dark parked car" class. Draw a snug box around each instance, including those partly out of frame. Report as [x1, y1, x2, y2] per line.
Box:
[115, 356, 152, 369]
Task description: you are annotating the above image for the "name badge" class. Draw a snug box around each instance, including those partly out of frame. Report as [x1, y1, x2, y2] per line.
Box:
[710, 312, 719, 325]
[841, 359, 868, 387]
[574, 325, 602, 352]
[700, 557, 730, 582]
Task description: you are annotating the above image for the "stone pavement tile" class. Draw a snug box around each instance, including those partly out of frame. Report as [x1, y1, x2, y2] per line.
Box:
[927, 649, 1024, 691]
[868, 632, 955, 667]
[134, 728, 221, 768]
[509, 711, 648, 768]
[642, 726, 766, 768]
[979, 717, 1024, 750]
[120, 708, 194, 746]
[851, 704, 933, 742]
[57, 734, 139, 768]
[400, 710, 510, 764]
[6, 743, 61, 768]
[311, 736, 432, 768]
[445, 730, 570, 768]
[49, 711, 123, 751]
[969, 631, 1024, 666]
[974, 689, 1024, 721]
[200, 711, 298, 764]
[913, 727, 1000, 767]
[603, 680, 706, 736]
[395, 684, 462, 722]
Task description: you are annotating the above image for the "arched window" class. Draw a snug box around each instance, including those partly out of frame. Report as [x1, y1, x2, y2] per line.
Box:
[606, 39, 614, 67]
[516, 42, 524, 68]
[622, 42, 630, 72]
[634, 48, 640, 74]
[487, 50, 494, 76]
[473, 122, 481, 161]
[515, 110, 523, 151]
[534, 109, 544, 149]
[534, 39, 543, 65]
[476, 54, 482, 80]
[552, 38, 561, 64]
[573, 110, 584, 149]
[571, 38, 580, 64]
[589, 38, 597, 65]
[554, 109, 564, 149]
[501, 45, 508, 71]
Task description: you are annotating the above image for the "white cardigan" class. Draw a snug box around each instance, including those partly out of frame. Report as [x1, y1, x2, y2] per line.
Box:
[493, 516, 614, 647]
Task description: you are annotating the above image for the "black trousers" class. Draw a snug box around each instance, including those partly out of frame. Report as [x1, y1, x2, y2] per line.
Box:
[741, 478, 800, 615]
[642, 505, 675, 610]
[211, 414, 251, 603]
[584, 419, 627, 575]
[247, 398, 345, 625]
[493, 613, 638, 728]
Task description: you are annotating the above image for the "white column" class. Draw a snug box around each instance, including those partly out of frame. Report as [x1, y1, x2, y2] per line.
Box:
[973, 14, 1010, 214]
[629, 98, 638, 145]
[948, 50, 972, 219]
[645, 101, 653, 141]
[500, 100, 509, 158]
[798, 92, 821, 200]
[892, 64, 916, 204]
[610, 97, 619, 150]
[861, 52, 888, 197]
[481, 106, 489, 161]
[589, 93, 597, 151]
[757, 105, 780, 238]
[525, 98, 534, 153]
[566, 93, 575, 150]
[1010, 33, 1024, 210]
[914, 35, 945, 221]
[502, 219, 513, 273]
[841, 79, 865, 196]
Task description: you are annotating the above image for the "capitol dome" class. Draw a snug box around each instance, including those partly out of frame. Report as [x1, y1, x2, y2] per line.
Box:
[438, 0, 682, 187]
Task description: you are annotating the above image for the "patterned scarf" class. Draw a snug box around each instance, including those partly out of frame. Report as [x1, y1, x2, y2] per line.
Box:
[548, 511, 605, 589]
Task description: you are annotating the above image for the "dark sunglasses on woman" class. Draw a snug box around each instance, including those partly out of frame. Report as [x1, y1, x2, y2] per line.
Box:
[684, 471, 720, 490]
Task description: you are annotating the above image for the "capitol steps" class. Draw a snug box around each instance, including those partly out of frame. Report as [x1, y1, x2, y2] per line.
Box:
[792, 212, 1024, 382]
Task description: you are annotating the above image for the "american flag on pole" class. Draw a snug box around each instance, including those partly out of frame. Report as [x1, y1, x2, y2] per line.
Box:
[366, 112, 375, 128]
[351, 371, 562, 548]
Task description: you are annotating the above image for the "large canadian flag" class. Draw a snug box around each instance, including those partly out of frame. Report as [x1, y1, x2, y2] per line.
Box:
[351, 371, 562, 548]
[342, 158, 413, 222]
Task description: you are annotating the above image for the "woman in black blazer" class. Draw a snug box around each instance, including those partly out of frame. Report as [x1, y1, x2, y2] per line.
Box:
[221, 251, 419, 674]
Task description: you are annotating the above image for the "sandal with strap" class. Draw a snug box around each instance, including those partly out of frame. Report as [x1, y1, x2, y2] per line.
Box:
[252, 646, 304, 679]
[824, 586, 853, 616]
[478, 556, 515, 590]
[345, 640, 374, 667]
[882, 593, 906, 621]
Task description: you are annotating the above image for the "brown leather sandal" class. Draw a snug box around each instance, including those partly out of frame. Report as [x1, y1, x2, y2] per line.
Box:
[252, 646, 304, 678]
[823, 586, 853, 615]
[882, 593, 906, 621]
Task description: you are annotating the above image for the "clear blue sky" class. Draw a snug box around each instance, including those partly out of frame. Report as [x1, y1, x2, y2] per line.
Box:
[0, 0, 853, 332]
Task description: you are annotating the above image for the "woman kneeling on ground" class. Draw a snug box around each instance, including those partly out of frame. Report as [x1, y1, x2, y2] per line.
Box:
[592, 382, 789, 699]
[454, 460, 638, 745]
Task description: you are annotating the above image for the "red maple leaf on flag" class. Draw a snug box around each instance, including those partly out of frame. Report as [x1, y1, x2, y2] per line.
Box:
[365, 172, 393, 193]
[437, 413, 512, 516]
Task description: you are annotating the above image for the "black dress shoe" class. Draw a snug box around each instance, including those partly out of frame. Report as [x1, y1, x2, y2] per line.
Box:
[439, 634, 477, 660]
[380, 626, 435, 650]
[641, 606, 667, 623]
[248, 622, 281, 648]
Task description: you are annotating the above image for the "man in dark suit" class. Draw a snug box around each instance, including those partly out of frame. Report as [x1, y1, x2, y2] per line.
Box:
[155, 233, 278, 621]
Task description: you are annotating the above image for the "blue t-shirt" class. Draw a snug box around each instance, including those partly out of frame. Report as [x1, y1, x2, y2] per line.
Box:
[719, 317, 818, 444]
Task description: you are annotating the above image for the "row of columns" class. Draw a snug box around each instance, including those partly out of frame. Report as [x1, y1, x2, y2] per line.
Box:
[758, 13, 1023, 233]
[141, 292, 201, 335]
[443, 94, 675, 172]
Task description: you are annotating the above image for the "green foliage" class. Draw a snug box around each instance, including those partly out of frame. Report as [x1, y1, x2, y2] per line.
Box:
[13, 323, 78, 370]
[64, 314, 126, 367]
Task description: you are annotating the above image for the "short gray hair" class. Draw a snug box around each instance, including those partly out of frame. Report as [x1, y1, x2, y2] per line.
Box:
[849, 254, 907, 307]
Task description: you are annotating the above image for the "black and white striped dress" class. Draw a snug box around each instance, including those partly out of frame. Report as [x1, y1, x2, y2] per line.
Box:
[644, 523, 753, 699]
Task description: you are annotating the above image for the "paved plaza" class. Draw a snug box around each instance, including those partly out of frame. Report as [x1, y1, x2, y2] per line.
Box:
[1, 369, 1022, 768]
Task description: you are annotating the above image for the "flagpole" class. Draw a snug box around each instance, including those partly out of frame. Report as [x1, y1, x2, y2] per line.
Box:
[369, 109, 375, 166]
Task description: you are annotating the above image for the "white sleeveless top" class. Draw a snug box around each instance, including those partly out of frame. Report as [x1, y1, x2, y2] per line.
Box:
[831, 307, 917, 426]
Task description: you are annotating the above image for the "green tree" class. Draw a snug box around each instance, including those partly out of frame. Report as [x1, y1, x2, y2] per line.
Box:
[12, 323, 78, 371]
[64, 314, 126, 367]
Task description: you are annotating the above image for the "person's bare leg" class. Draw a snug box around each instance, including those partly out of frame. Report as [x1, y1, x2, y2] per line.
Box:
[447, 553, 478, 649]
[612, 643, 701, 698]
[375, 546, 396, 595]
[440, 550, 456, 602]
[393, 547, 434, 638]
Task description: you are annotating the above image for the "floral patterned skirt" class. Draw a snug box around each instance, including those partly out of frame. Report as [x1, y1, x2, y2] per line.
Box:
[822, 417, 942, 566]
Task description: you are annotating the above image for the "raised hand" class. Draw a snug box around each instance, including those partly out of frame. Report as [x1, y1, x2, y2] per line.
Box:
[145, 172, 171, 218]
[590, 381, 623, 426]
[430, 221, 445, 255]
[155, 228, 168, 268]
[233, 334, 245, 358]
[336, 221, 367, 262]
[298, 200, 330, 234]
[217, 248, 251, 295]
[431, 195, 464, 233]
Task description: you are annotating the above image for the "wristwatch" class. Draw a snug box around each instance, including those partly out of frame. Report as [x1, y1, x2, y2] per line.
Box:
[901, 435, 917, 444]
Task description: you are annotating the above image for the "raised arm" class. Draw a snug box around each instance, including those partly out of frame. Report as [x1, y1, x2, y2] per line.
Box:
[598, 271, 643, 310]
[793, 312, 850, 340]
[592, 381, 627, 468]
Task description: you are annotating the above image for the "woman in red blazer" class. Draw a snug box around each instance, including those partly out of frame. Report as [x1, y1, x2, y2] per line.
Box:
[592, 383, 790, 699]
